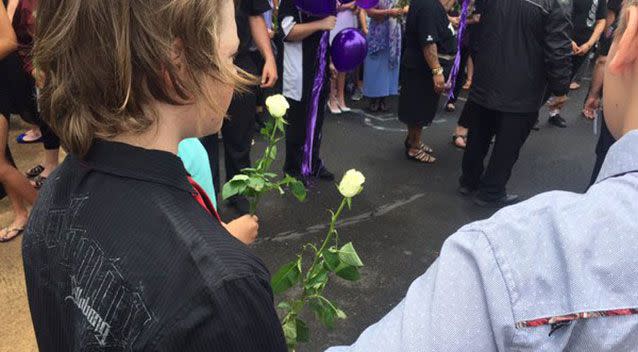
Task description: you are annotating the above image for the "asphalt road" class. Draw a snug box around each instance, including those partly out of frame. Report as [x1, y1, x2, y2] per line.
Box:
[220, 78, 599, 351]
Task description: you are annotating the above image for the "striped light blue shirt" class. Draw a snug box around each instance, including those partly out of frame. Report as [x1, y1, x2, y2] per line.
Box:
[328, 130, 638, 352]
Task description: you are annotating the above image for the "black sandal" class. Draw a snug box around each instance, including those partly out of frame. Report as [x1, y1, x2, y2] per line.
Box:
[0, 227, 24, 243]
[32, 175, 47, 190]
[26, 165, 44, 179]
[406, 148, 436, 164]
[452, 135, 467, 149]
[404, 138, 434, 154]
[445, 102, 456, 112]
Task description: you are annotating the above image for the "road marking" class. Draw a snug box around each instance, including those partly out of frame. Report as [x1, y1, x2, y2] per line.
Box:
[257, 193, 427, 243]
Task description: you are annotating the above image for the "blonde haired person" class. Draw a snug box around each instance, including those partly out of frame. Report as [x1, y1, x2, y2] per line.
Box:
[22, 0, 287, 350]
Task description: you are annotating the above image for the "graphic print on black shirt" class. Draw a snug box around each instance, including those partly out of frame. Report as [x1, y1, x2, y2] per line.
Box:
[24, 191, 155, 350]
[572, 0, 607, 44]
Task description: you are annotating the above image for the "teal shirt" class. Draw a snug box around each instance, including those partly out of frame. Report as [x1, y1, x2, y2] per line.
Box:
[178, 138, 217, 209]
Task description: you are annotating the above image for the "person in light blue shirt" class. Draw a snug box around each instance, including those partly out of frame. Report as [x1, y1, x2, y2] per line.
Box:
[178, 138, 217, 208]
[328, 2, 638, 351]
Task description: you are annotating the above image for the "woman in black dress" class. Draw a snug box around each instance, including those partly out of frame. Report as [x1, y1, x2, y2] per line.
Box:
[398, 0, 457, 163]
[0, 0, 37, 242]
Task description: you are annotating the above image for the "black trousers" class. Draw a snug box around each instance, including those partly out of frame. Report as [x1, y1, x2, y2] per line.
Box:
[460, 100, 538, 200]
[284, 96, 327, 176]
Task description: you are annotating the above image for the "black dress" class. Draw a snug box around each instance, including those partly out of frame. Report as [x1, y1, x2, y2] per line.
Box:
[398, 0, 457, 127]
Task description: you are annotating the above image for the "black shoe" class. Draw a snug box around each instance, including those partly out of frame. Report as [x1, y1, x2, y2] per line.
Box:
[458, 186, 476, 196]
[548, 115, 567, 128]
[473, 194, 520, 208]
[315, 166, 335, 181]
[227, 196, 250, 215]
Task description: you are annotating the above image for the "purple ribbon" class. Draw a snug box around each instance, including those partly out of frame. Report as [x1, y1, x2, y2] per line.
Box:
[301, 31, 330, 176]
[447, 0, 470, 100]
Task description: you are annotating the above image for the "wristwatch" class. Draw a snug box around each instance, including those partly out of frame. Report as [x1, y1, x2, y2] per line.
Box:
[432, 67, 444, 76]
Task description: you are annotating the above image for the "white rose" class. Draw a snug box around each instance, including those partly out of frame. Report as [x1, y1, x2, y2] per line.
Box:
[338, 169, 366, 198]
[265, 94, 290, 118]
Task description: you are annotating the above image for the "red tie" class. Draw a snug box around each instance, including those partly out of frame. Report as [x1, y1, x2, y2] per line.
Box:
[187, 176, 222, 224]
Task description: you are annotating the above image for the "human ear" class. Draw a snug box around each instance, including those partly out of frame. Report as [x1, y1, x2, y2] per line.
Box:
[609, 6, 638, 75]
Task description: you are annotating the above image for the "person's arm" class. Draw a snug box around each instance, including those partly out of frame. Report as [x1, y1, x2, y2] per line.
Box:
[249, 15, 278, 87]
[359, 9, 369, 35]
[583, 55, 607, 119]
[153, 276, 287, 351]
[325, 229, 512, 351]
[423, 44, 446, 93]
[367, 7, 401, 21]
[544, 0, 573, 109]
[283, 15, 336, 42]
[0, 3, 17, 60]
[338, 1, 357, 11]
[576, 19, 607, 55]
[416, 6, 445, 94]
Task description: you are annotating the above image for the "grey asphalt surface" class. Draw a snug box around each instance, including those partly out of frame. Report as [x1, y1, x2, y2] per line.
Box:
[217, 74, 600, 351]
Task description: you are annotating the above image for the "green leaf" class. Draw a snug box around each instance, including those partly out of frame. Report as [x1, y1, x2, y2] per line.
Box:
[247, 176, 266, 192]
[295, 318, 310, 343]
[335, 263, 361, 281]
[263, 172, 278, 178]
[308, 298, 336, 329]
[268, 145, 278, 159]
[271, 259, 301, 294]
[346, 197, 352, 210]
[322, 249, 340, 272]
[221, 182, 241, 200]
[277, 301, 292, 311]
[282, 318, 297, 347]
[306, 269, 329, 290]
[335, 308, 347, 320]
[290, 179, 307, 202]
[229, 174, 249, 182]
[338, 242, 364, 267]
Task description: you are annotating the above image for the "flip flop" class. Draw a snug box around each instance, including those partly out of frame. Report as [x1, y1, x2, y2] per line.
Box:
[16, 133, 43, 144]
[0, 228, 25, 243]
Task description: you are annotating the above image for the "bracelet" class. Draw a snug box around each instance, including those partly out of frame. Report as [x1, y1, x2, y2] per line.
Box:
[432, 67, 444, 76]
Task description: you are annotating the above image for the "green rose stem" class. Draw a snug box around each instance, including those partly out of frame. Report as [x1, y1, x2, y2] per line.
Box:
[223, 95, 306, 217]
[306, 197, 347, 279]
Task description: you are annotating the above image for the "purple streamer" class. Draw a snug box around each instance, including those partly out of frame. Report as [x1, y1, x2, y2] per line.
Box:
[447, 0, 470, 100]
[301, 31, 330, 176]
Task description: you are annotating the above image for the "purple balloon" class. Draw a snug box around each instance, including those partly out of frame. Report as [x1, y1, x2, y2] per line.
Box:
[294, 0, 336, 16]
[355, 0, 379, 9]
[331, 28, 368, 73]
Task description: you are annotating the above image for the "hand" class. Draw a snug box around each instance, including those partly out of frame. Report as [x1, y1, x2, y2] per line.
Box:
[433, 73, 446, 94]
[575, 42, 592, 56]
[582, 95, 600, 120]
[319, 16, 337, 31]
[547, 95, 568, 110]
[387, 8, 403, 17]
[260, 58, 278, 88]
[571, 41, 579, 54]
[224, 215, 260, 245]
[341, 1, 356, 10]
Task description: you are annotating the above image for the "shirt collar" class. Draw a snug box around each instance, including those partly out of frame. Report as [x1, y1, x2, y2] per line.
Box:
[82, 140, 194, 193]
[595, 130, 638, 184]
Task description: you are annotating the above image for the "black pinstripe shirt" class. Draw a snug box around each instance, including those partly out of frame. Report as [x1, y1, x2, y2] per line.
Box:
[22, 140, 286, 351]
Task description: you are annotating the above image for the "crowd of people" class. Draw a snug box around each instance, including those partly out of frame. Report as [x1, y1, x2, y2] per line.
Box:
[1, 0, 638, 350]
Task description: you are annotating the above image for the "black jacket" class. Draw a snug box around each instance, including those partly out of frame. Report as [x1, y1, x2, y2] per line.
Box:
[22, 141, 287, 351]
[469, 0, 573, 113]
